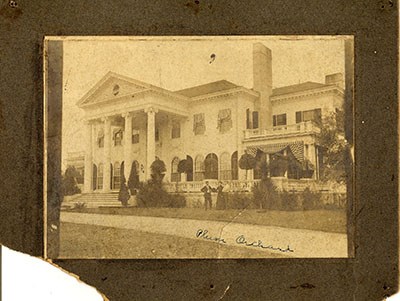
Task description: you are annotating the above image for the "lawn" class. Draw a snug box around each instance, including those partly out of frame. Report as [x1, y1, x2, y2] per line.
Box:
[59, 222, 286, 258]
[65, 207, 347, 233]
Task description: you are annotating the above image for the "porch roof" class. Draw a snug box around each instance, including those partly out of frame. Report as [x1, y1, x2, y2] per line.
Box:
[246, 141, 304, 162]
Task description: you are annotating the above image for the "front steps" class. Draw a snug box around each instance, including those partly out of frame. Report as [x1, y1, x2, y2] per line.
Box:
[62, 192, 121, 209]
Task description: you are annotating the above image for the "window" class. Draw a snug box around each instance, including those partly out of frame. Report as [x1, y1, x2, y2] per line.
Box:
[231, 151, 238, 180]
[97, 129, 104, 148]
[171, 121, 180, 139]
[204, 153, 218, 180]
[113, 162, 121, 190]
[273, 114, 287, 126]
[97, 163, 104, 190]
[296, 108, 322, 124]
[155, 128, 160, 141]
[194, 155, 205, 181]
[171, 157, 181, 182]
[132, 130, 139, 144]
[113, 129, 123, 146]
[220, 152, 231, 180]
[193, 113, 205, 135]
[217, 109, 232, 133]
[252, 111, 259, 129]
[246, 109, 252, 129]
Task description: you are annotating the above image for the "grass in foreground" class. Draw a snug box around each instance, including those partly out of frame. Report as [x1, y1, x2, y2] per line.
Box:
[59, 222, 286, 258]
[66, 207, 347, 233]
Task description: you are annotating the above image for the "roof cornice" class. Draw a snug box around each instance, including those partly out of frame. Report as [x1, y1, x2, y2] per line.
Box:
[271, 86, 344, 103]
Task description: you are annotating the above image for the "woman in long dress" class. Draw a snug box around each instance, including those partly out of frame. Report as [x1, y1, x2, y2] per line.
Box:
[216, 181, 226, 210]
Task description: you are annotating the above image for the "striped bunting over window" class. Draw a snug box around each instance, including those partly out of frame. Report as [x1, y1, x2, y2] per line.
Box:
[246, 141, 304, 163]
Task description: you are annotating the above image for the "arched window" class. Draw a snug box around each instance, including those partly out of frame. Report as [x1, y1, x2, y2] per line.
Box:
[205, 153, 218, 180]
[171, 157, 180, 182]
[97, 163, 104, 190]
[194, 155, 205, 181]
[186, 155, 193, 182]
[113, 162, 121, 190]
[231, 151, 238, 180]
[220, 152, 231, 180]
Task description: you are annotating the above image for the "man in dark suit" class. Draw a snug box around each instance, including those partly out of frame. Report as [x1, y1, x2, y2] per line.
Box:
[201, 181, 214, 210]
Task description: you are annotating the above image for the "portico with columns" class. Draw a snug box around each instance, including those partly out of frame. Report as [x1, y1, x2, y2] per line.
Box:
[79, 72, 189, 193]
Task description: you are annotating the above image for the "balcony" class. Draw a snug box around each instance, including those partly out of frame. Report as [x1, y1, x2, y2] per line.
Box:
[244, 121, 320, 140]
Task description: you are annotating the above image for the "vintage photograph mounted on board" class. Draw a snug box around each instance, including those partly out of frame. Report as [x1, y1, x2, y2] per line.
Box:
[44, 36, 354, 259]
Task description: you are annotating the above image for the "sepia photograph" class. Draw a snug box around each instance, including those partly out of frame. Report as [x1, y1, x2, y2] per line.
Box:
[44, 36, 353, 259]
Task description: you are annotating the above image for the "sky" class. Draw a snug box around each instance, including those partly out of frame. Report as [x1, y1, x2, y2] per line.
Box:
[57, 36, 351, 168]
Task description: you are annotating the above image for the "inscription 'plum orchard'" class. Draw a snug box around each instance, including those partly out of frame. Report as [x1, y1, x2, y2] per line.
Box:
[196, 229, 295, 253]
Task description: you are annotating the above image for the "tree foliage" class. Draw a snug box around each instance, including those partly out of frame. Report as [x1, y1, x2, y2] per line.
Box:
[62, 166, 81, 196]
[150, 158, 166, 184]
[239, 152, 256, 170]
[316, 109, 348, 183]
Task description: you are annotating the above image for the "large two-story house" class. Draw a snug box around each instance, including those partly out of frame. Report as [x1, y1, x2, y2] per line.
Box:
[67, 43, 344, 196]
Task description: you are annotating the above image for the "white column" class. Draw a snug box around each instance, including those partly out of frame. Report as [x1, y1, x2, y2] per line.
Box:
[309, 143, 317, 180]
[123, 112, 133, 181]
[145, 107, 158, 179]
[83, 121, 93, 193]
[103, 116, 112, 192]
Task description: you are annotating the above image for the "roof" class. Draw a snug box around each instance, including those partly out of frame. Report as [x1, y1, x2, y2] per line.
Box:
[175, 80, 239, 98]
[271, 82, 330, 97]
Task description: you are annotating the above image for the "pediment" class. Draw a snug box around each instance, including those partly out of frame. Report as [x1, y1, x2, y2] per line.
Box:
[77, 72, 150, 107]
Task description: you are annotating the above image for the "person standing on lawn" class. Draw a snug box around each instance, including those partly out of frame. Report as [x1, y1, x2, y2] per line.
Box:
[216, 181, 227, 210]
[201, 181, 215, 210]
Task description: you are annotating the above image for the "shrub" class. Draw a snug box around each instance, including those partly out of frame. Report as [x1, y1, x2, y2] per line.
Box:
[252, 177, 280, 210]
[62, 166, 81, 196]
[136, 181, 186, 208]
[302, 187, 321, 210]
[225, 192, 256, 209]
[279, 190, 300, 211]
[72, 202, 86, 210]
[118, 182, 130, 207]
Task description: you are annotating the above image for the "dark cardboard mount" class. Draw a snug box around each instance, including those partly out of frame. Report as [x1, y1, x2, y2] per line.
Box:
[0, 1, 398, 300]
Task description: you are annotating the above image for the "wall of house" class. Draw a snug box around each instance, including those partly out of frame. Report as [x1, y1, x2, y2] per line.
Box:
[271, 90, 344, 126]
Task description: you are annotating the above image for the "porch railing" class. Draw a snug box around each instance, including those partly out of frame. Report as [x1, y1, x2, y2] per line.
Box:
[243, 121, 320, 139]
[163, 178, 344, 193]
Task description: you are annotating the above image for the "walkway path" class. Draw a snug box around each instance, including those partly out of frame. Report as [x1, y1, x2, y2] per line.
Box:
[61, 212, 348, 258]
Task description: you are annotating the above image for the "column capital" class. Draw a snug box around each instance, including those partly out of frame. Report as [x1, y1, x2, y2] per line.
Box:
[122, 112, 133, 118]
[101, 116, 111, 123]
[83, 119, 94, 126]
[144, 107, 159, 114]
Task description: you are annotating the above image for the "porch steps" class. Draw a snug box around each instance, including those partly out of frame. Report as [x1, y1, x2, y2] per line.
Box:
[62, 193, 121, 209]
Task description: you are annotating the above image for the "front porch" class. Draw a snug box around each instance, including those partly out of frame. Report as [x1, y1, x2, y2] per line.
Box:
[163, 178, 343, 193]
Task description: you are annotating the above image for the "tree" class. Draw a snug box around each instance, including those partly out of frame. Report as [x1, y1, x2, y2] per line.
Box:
[128, 162, 140, 195]
[150, 157, 166, 184]
[62, 166, 81, 196]
[118, 162, 130, 206]
[239, 151, 256, 180]
[316, 109, 348, 183]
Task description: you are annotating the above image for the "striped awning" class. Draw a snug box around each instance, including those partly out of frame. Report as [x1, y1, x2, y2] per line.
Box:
[246, 141, 304, 163]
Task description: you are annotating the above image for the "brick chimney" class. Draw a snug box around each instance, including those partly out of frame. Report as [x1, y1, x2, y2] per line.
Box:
[253, 43, 273, 130]
[325, 73, 344, 89]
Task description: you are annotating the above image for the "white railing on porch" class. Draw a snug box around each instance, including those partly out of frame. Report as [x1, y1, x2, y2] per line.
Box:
[243, 121, 320, 139]
[163, 178, 344, 193]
